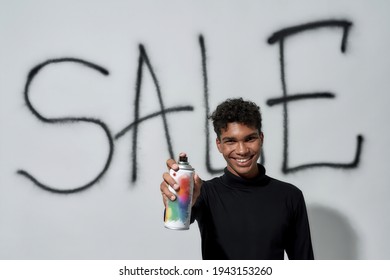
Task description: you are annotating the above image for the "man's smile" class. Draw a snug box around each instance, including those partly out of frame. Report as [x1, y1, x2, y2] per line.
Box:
[232, 155, 254, 164]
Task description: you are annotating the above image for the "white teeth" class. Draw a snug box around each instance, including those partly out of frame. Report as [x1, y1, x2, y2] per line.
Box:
[236, 158, 249, 163]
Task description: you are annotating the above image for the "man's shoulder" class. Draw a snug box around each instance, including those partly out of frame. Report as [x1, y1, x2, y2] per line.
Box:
[199, 175, 228, 196]
[268, 176, 303, 196]
[202, 175, 223, 188]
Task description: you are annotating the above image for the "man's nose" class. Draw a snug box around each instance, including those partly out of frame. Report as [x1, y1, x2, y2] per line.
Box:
[236, 142, 249, 154]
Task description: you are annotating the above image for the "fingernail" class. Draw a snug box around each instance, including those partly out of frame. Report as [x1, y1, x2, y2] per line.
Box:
[170, 195, 176, 201]
[173, 184, 179, 190]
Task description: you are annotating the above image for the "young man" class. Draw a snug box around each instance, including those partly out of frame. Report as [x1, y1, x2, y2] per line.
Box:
[160, 98, 314, 260]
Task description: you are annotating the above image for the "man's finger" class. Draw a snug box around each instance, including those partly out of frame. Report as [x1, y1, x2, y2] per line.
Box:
[160, 180, 176, 201]
[163, 172, 179, 191]
[166, 158, 179, 171]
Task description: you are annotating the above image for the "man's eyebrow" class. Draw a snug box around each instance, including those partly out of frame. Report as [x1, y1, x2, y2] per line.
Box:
[246, 133, 260, 138]
[221, 136, 236, 141]
[221, 133, 259, 141]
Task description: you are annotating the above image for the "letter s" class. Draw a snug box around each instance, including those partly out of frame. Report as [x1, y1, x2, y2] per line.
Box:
[17, 58, 114, 194]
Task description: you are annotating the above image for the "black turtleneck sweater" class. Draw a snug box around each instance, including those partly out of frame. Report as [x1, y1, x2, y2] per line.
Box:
[191, 165, 314, 260]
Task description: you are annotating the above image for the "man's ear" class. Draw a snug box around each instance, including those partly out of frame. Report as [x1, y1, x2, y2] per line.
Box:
[216, 137, 222, 153]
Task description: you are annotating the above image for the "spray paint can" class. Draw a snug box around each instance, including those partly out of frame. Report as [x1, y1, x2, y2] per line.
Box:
[164, 155, 195, 230]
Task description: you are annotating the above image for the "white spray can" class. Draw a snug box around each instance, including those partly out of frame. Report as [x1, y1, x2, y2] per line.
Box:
[164, 155, 195, 230]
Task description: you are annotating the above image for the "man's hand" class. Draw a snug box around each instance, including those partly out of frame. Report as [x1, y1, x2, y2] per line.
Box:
[160, 153, 203, 207]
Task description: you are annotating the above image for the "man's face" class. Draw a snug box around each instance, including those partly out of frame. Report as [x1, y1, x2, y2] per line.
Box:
[216, 122, 263, 179]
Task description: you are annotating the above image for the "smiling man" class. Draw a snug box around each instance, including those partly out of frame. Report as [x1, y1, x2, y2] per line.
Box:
[160, 98, 314, 260]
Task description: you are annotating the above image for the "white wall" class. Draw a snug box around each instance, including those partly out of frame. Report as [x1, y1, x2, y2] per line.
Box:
[0, 0, 389, 259]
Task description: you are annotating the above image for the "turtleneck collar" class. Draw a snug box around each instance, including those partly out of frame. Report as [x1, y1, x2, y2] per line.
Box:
[221, 164, 270, 189]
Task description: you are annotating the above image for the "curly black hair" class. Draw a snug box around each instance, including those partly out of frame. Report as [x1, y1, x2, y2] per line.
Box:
[209, 98, 262, 138]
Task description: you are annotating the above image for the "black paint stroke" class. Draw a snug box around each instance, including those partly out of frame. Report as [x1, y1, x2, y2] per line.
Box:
[116, 44, 194, 182]
[17, 58, 114, 194]
[267, 92, 335, 106]
[199, 34, 225, 174]
[268, 19, 352, 53]
[267, 19, 364, 174]
[286, 135, 364, 173]
[115, 106, 194, 140]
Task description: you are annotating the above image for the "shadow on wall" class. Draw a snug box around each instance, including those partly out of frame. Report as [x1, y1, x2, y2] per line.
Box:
[308, 204, 359, 260]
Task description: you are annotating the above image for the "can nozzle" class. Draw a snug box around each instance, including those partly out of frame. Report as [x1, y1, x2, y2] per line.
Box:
[179, 155, 188, 163]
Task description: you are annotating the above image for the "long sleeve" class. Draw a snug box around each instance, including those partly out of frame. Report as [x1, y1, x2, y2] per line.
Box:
[285, 192, 314, 260]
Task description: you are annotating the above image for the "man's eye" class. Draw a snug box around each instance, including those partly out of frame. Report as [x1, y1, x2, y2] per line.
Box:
[246, 137, 258, 142]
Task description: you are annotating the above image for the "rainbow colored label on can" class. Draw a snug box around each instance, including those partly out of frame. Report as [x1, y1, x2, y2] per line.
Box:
[164, 168, 194, 230]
